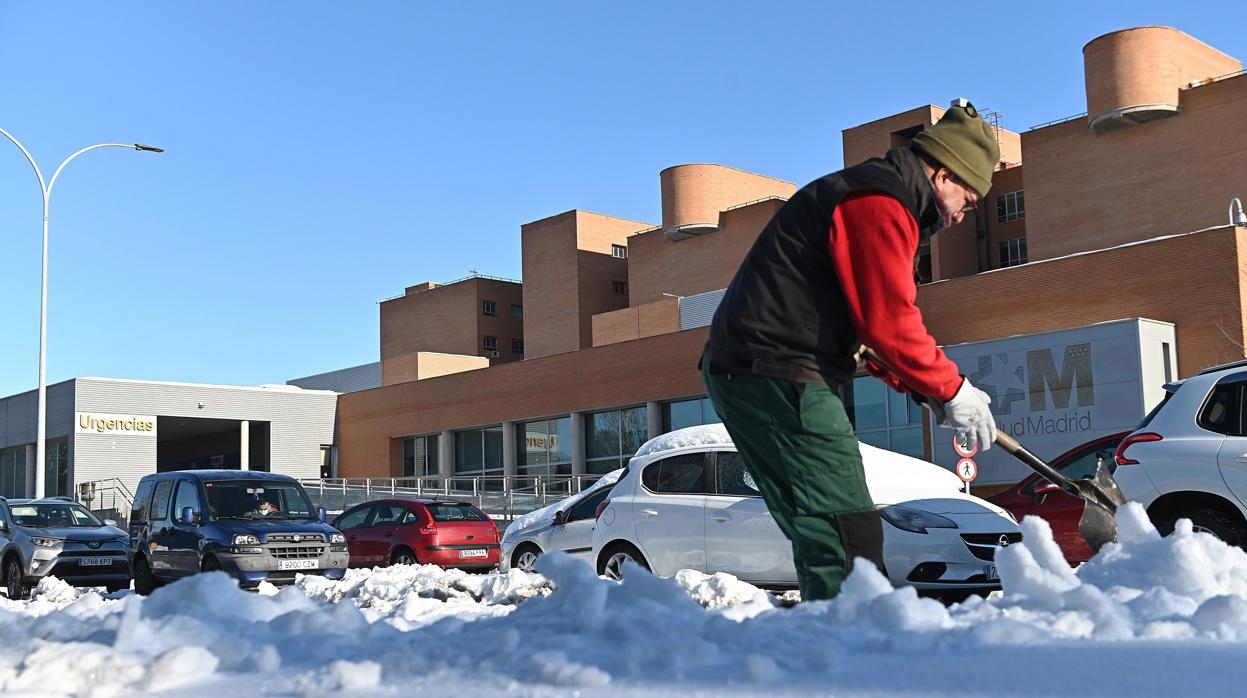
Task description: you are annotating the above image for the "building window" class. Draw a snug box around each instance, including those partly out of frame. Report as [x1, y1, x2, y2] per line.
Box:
[612, 280, 628, 295]
[511, 304, 523, 321]
[844, 376, 925, 459]
[661, 397, 721, 433]
[611, 244, 628, 259]
[998, 237, 1028, 268]
[454, 426, 504, 488]
[512, 338, 524, 354]
[44, 439, 68, 498]
[587, 407, 648, 474]
[0, 446, 27, 499]
[483, 335, 498, 351]
[996, 190, 1024, 223]
[482, 300, 497, 316]
[516, 417, 572, 477]
[402, 435, 439, 478]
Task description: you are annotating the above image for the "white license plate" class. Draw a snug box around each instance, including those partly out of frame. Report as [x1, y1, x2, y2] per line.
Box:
[458, 549, 488, 559]
[277, 559, 318, 571]
[78, 557, 111, 567]
[985, 564, 999, 581]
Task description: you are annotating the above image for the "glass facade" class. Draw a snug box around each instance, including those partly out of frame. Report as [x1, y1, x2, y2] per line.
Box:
[401, 435, 439, 477]
[0, 446, 27, 499]
[661, 397, 721, 433]
[844, 376, 925, 459]
[586, 406, 647, 474]
[516, 417, 572, 476]
[454, 426, 504, 487]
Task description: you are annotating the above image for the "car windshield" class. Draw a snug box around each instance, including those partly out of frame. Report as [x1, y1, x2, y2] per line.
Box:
[203, 480, 315, 520]
[10, 503, 104, 528]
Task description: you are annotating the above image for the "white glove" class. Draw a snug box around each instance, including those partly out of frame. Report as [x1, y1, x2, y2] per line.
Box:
[932, 378, 996, 452]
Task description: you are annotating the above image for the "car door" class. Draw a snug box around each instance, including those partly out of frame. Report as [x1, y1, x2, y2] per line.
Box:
[147, 480, 177, 575]
[704, 450, 793, 584]
[546, 487, 612, 562]
[170, 480, 206, 576]
[1017, 436, 1123, 563]
[333, 505, 374, 567]
[633, 451, 709, 575]
[1214, 381, 1247, 511]
[362, 502, 404, 564]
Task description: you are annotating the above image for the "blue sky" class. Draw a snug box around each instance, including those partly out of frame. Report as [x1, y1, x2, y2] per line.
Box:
[0, 2, 1242, 396]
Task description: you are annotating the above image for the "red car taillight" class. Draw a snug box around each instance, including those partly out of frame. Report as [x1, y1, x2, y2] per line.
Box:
[1115, 432, 1162, 466]
[420, 520, 437, 535]
[595, 499, 611, 520]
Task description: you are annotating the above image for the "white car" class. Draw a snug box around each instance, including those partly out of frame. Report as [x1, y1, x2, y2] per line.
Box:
[1113, 360, 1247, 545]
[591, 425, 1021, 595]
[499, 470, 623, 573]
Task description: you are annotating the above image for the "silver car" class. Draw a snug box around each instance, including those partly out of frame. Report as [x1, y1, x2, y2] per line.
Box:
[500, 471, 621, 573]
[0, 497, 133, 599]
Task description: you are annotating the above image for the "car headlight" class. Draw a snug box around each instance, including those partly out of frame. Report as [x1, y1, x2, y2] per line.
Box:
[330, 533, 345, 544]
[31, 537, 63, 548]
[111, 536, 129, 544]
[232, 534, 260, 546]
[880, 505, 958, 534]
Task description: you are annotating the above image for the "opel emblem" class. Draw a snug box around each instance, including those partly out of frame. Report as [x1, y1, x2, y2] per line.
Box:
[999, 535, 1010, 548]
[292, 535, 301, 543]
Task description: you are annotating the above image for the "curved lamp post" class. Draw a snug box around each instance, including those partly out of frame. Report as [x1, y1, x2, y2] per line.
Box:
[0, 129, 162, 498]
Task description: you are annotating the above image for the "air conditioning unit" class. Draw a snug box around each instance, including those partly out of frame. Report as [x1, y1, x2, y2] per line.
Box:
[488, 350, 500, 358]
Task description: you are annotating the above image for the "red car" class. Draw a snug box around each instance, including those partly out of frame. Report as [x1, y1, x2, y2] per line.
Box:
[987, 432, 1128, 564]
[332, 498, 500, 570]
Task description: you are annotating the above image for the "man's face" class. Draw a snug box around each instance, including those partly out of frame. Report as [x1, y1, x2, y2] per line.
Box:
[931, 168, 979, 226]
[258, 500, 271, 513]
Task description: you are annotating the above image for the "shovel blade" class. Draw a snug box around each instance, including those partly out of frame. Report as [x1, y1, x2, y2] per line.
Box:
[1074, 462, 1128, 553]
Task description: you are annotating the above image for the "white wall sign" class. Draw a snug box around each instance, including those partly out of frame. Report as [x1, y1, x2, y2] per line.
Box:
[75, 412, 158, 437]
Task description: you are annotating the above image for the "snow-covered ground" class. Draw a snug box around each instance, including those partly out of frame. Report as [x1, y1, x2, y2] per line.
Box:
[4, 502, 1247, 697]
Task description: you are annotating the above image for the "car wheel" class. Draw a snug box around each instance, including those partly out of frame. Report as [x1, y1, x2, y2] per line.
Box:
[133, 558, 159, 596]
[1160, 508, 1247, 547]
[597, 542, 649, 581]
[390, 548, 418, 566]
[5, 557, 29, 600]
[512, 543, 541, 573]
[105, 582, 129, 594]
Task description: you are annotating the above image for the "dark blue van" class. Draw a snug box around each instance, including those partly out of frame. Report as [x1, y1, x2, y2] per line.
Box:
[129, 470, 348, 593]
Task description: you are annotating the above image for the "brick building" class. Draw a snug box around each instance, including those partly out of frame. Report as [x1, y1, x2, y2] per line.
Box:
[336, 26, 1247, 485]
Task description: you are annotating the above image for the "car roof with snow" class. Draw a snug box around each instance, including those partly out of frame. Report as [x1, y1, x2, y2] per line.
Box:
[142, 469, 303, 482]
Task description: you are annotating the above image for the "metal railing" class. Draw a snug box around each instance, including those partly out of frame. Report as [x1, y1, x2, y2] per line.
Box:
[76, 478, 135, 526]
[298, 474, 609, 521]
[1027, 112, 1088, 131]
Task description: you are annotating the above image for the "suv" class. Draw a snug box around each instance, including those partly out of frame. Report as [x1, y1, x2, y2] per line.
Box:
[1114, 360, 1247, 545]
[0, 497, 132, 599]
[129, 470, 348, 593]
[333, 498, 500, 570]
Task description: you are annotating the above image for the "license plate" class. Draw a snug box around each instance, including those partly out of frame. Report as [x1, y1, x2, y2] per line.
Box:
[277, 559, 318, 571]
[78, 557, 111, 567]
[985, 564, 999, 581]
[458, 549, 487, 559]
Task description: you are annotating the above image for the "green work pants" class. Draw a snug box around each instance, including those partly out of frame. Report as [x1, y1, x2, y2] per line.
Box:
[703, 363, 884, 600]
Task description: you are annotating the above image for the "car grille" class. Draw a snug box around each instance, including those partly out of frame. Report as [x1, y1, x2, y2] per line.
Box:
[961, 532, 1024, 561]
[265, 534, 325, 543]
[268, 545, 325, 559]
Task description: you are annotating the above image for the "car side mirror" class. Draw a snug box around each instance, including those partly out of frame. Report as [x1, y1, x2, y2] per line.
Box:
[0, 520, 7, 533]
[552, 510, 567, 526]
[104, 519, 117, 527]
[180, 507, 196, 525]
[318, 506, 327, 523]
[1034, 481, 1061, 495]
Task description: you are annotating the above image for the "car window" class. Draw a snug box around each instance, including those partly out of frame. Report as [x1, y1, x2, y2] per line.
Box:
[641, 453, 709, 495]
[568, 487, 612, 522]
[427, 504, 489, 522]
[371, 503, 406, 525]
[400, 508, 421, 525]
[173, 481, 203, 520]
[335, 506, 371, 530]
[1026, 440, 1122, 495]
[131, 480, 155, 524]
[715, 452, 761, 497]
[1200, 382, 1243, 435]
[152, 480, 175, 521]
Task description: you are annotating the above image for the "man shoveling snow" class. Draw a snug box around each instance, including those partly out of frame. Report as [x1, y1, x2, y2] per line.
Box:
[702, 101, 1000, 601]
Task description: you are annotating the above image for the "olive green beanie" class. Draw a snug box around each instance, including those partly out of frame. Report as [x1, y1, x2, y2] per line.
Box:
[910, 102, 1000, 197]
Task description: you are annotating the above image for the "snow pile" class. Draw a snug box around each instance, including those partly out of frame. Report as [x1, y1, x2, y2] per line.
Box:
[2, 504, 1247, 695]
[504, 468, 624, 537]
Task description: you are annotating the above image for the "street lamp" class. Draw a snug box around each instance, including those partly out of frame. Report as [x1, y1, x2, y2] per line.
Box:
[0, 129, 162, 498]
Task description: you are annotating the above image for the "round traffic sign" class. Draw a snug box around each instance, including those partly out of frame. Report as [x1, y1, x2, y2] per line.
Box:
[956, 458, 978, 483]
[953, 433, 979, 458]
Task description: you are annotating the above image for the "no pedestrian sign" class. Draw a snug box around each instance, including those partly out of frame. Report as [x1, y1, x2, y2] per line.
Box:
[956, 458, 978, 483]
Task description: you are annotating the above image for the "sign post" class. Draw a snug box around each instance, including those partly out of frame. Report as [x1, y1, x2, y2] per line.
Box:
[953, 434, 979, 494]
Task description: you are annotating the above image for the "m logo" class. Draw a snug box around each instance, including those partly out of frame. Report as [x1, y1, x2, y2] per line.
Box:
[1027, 343, 1094, 410]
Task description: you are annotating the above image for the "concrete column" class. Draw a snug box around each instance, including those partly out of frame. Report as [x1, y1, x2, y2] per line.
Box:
[647, 401, 662, 440]
[570, 412, 586, 475]
[439, 431, 454, 477]
[502, 421, 517, 478]
[240, 421, 250, 471]
[24, 445, 35, 498]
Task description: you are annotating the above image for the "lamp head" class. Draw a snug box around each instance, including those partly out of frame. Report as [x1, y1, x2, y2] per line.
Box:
[134, 144, 164, 153]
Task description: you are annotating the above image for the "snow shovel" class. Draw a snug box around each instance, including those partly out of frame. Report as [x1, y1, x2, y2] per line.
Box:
[859, 347, 1127, 553]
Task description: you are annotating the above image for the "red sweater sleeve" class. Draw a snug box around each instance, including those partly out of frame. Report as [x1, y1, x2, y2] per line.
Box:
[829, 192, 963, 403]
